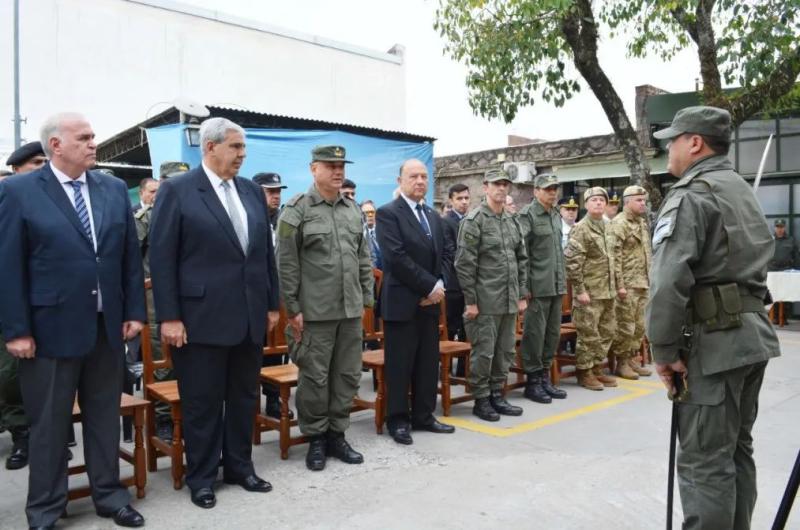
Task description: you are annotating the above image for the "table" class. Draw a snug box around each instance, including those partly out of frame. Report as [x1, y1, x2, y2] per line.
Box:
[766, 271, 800, 327]
[68, 393, 149, 501]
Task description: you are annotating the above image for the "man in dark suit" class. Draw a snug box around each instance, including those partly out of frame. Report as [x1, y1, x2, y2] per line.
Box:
[0, 113, 147, 529]
[150, 117, 279, 510]
[441, 183, 471, 342]
[376, 159, 456, 445]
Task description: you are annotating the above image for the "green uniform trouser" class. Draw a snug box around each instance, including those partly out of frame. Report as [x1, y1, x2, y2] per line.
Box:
[520, 295, 561, 373]
[0, 337, 28, 429]
[465, 313, 516, 399]
[288, 318, 362, 436]
[610, 288, 647, 360]
[677, 361, 767, 530]
[573, 298, 615, 370]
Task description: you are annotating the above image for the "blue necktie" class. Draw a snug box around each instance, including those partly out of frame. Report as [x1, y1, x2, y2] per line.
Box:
[70, 181, 94, 244]
[415, 204, 432, 238]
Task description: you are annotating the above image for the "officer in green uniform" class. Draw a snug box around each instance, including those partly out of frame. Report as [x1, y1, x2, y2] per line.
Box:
[455, 169, 528, 422]
[517, 175, 568, 404]
[135, 161, 187, 440]
[768, 218, 799, 271]
[277, 145, 374, 471]
[647, 106, 781, 530]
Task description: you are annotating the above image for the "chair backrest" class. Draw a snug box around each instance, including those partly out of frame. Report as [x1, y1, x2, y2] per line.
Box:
[264, 304, 289, 357]
[141, 279, 173, 386]
[438, 298, 449, 340]
[562, 282, 573, 318]
[362, 268, 384, 341]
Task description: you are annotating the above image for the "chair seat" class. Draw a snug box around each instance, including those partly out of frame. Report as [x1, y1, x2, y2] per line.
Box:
[145, 381, 180, 403]
[439, 341, 471, 355]
[362, 349, 385, 367]
[263, 346, 289, 356]
[260, 364, 299, 385]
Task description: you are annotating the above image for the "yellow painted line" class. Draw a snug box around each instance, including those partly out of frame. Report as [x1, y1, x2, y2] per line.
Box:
[439, 383, 655, 437]
[617, 378, 665, 390]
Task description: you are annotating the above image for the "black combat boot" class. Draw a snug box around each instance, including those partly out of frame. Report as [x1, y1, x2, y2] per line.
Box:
[305, 435, 327, 471]
[472, 397, 500, 422]
[540, 370, 567, 399]
[489, 390, 523, 416]
[524, 372, 552, 404]
[326, 431, 364, 464]
[6, 426, 29, 470]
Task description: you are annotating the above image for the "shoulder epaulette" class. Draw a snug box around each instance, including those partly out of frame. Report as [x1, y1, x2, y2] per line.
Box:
[286, 193, 305, 207]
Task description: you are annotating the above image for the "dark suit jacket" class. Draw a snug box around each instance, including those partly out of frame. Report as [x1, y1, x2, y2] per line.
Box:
[441, 210, 462, 294]
[0, 165, 146, 358]
[149, 166, 279, 347]
[376, 197, 450, 322]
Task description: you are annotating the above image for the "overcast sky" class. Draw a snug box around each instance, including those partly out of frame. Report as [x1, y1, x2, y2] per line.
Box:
[181, 0, 700, 156]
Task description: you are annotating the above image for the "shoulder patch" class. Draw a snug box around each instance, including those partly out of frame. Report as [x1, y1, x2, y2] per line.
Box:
[652, 196, 683, 247]
[286, 193, 305, 207]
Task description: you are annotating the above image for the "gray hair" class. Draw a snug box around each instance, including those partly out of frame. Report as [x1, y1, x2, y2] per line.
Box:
[199, 117, 245, 154]
[40, 112, 86, 157]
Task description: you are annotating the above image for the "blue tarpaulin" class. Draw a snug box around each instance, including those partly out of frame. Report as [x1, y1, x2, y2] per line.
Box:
[145, 124, 434, 207]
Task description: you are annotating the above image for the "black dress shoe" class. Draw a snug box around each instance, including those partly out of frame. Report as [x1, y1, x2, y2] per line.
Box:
[389, 424, 413, 445]
[265, 396, 295, 420]
[412, 418, 455, 434]
[326, 431, 364, 464]
[224, 474, 273, 492]
[98, 504, 145, 527]
[29, 525, 55, 530]
[305, 436, 327, 471]
[5, 444, 28, 470]
[66, 448, 73, 461]
[190, 487, 216, 509]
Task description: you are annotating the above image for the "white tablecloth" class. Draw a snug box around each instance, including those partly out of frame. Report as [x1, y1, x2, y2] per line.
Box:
[767, 271, 800, 302]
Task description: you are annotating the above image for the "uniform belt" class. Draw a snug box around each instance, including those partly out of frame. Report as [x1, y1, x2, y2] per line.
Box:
[686, 285, 766, 325]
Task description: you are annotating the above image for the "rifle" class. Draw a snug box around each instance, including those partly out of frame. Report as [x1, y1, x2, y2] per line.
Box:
[667, 371, 687, 530]
[772, 448, 800, 529]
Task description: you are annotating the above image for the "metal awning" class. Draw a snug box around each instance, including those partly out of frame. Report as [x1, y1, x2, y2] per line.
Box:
[554, 156, 668, 183]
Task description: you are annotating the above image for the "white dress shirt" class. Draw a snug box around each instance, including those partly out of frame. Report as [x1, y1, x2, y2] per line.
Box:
[203, 162, 249, 243]
[400, 192, 444, 296]
[52, 162, 103, 311]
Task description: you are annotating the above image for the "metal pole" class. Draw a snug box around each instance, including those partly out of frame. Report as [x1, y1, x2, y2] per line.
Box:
[13, 0, 22, 149]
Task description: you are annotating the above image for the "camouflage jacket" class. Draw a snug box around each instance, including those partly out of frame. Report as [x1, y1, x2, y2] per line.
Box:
[607, 209, 651, 290]
[564, 216, 616, 299]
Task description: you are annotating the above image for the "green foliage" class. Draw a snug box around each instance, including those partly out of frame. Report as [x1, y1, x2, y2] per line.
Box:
[434, 0, 581, 122]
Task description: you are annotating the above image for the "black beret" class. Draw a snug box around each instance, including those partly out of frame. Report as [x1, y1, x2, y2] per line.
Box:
[6, 141, 45, 166]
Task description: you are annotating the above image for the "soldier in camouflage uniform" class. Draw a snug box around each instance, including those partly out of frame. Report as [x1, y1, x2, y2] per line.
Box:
[768, 218, 799, 271]
[277, 145, 374, 471]
[607, 185, 653, 380]
[455, 169, 528, 422]
[517, 175, 568, 404]
[565, 187, 620, 390]
[648, 107, 780, 529]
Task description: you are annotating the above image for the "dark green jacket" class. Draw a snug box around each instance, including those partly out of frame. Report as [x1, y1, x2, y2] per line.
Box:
[768, 235, 799, 271]
[518, 199, 566, 298]
[646, 155, 780, 382]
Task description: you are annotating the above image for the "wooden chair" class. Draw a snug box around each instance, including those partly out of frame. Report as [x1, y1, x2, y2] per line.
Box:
[69, 394, 148, 501]
[141, 280, 185, 490]
[353, 269, 386, 434]
[437, 299, 473, 416]
[254, 304, 307, 459]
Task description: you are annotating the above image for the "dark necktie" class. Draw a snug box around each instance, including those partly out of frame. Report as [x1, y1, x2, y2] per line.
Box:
[415, 204, 432, 238]
[70, 181, 94, 244]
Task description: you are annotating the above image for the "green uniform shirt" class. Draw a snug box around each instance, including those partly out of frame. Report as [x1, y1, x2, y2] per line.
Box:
[134, 206, 151, 278]
[455, 202, 528, 314]
[518, 199, 566, 297]
[564, 216, 616, 299]
[646, 155, 780, 372]
[276, 185, 374, 321]
[607, 209, 651, 290]
[768, 235, 799, 271]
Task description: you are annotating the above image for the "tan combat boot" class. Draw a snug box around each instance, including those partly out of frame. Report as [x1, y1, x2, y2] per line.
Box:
[592, 366, 618, 387]
[628, 358, 652, 377]
[614, 358, 639, 380]
[576, 368, 604, 391]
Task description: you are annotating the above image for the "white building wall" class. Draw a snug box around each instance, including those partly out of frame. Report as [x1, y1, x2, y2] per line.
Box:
[0, 0, 406, 158]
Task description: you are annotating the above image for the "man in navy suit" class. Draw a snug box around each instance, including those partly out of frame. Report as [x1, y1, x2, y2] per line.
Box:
[149, 117, 279, 509]
[0, 113, 147, 529]
[376, 159, 456, 445]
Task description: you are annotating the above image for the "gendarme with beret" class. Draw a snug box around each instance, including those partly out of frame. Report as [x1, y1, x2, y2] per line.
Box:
[584, 187, 608, 202]
[312, 145, 352, 164]
[6, 141, 44, 166]
[484, 168, 512, 183]
[653, 105, 731, 140]
[534, 174, 559, 188]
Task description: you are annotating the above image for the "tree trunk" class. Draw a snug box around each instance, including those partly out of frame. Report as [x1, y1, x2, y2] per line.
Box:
[561, 0, 661, 205]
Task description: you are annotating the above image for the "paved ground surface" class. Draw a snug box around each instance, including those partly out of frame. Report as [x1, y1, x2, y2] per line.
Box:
[1, 328, 798, 529]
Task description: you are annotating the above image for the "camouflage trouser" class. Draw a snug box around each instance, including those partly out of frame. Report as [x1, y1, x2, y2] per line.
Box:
[464, 313, 517, 399]
[520, 295, 562, 373]
[0, 337, 28, 429]
[610, 288, 648, 360]
[677, 361, 767, 530]
[287, 318, 362, 436]
[573, 298, 615, 370]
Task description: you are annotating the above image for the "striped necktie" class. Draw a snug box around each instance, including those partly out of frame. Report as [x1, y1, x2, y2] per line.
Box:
[70, 181, 94, 244]
[221, 180, 249, 252]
